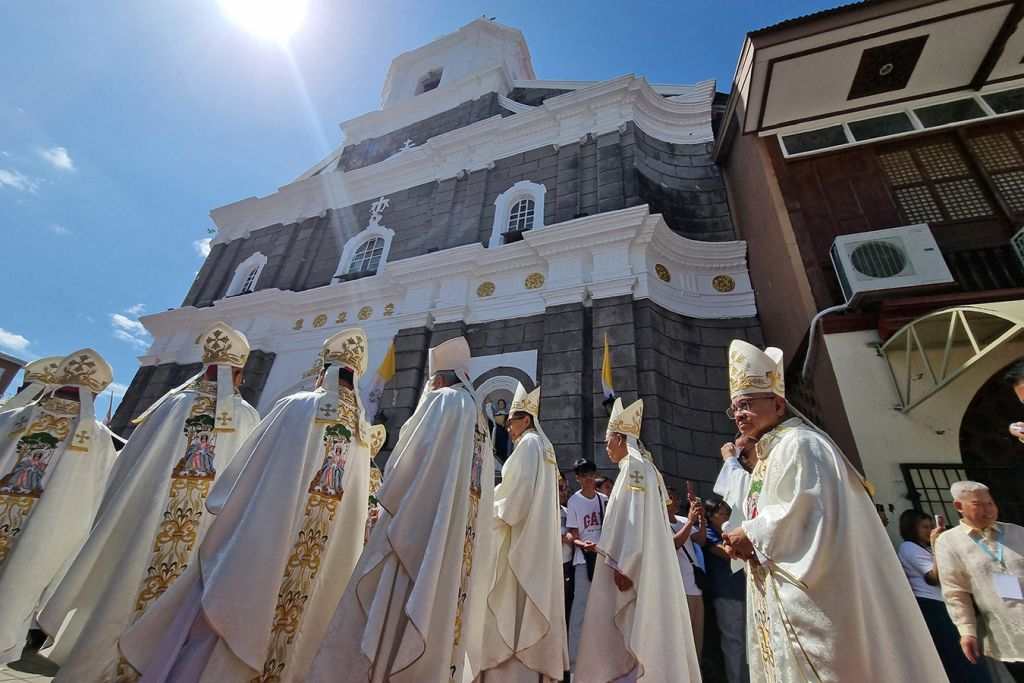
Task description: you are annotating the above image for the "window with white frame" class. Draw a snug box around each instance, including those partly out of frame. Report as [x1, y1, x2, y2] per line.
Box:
[333, 227, 395, 282]
[225, 252, 267, 297]
[489, 181, 547, 248]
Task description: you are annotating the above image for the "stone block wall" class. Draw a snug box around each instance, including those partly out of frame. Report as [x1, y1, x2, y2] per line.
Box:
[184, 119, 734, 308]
[108, 350, 276, 440]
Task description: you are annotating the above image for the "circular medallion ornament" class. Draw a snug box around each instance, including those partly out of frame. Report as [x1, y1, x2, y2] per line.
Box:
[655, 264, 671, 283]
[524, 272, 545, 290]
[312, 313, 327, 328]
[383, 303, 395, 317]
[335, 312, 347, 324]
[712, 275, 736, 293]
[477, 281, 495, 298]
[293, 319, 303, 331]
[358, 306, 373, 320]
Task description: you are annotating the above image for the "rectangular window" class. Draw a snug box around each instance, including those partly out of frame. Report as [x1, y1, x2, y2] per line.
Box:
[983, 88, 1024, 115]
[848, 113, 915, 141]
[780, 126, 848, 155]
[914, 99, 986, 128]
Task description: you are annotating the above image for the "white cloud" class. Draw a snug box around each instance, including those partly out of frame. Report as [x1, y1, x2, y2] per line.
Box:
[48, 223, 72, 236]
[106, 382, 129, 398]
[0, 328, 31, 354]
[192, 237, 212, 258]
[110, 310, 151, 349]
[0, 168, 39, 193]
[124, 303, 146, 316]
[39, 146, 74, 171]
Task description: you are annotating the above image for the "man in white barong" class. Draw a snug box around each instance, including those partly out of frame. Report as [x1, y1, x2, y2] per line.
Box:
[308, 336, 494, 683]
[38, 322, 260, 682]
[713, 436, 755, 534]
[479, 383, 568, 682]
[720, 340, 948, 682]
[0, 357, 63, 413]
[576, 398, 701, 683]
[118, 328, 373, 683]
[0, 349, 119, 666]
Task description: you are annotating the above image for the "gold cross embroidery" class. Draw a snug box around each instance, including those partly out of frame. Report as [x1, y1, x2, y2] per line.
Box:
[217, 412, 232, 427]
[630, 470, 644, 485]
[319, 405, 335, 418]
[75, 430, 90, 445]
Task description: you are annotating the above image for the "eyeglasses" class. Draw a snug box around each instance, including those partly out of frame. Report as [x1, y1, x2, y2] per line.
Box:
[725, 396, 775, 420]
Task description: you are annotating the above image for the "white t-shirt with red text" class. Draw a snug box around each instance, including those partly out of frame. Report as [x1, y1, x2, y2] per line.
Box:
[565, 490, 607, 566]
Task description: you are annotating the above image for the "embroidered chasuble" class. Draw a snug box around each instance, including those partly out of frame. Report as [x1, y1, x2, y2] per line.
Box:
[576, 450, 701, 683]
[308, 383, 495, 683]
[741, 417, 948, 683]
[0, 398, 118, 664]
[479, 429, 568, 682]
[119, 386, 370, 683]
[37, 381, 259, 683]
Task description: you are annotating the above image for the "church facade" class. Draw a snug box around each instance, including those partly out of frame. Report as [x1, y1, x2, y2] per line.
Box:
[111, 19, 762, 487]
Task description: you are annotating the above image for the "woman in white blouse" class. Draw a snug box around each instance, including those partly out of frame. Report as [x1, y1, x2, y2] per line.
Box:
[897, 509, 991, 683]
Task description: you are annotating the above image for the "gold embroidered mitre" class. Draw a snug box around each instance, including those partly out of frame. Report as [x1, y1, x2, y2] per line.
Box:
[22, 356, 64, 385]
[728, 339, 785, 400]
[606, 397, 643, 438]
[199, 322, 250, 368]
[509, 383, 540, 418]
[368, 424, 387, 458]
[55, 348, 113, 393]
[428, 337, 471, 376]
[322, 328, 369, 376]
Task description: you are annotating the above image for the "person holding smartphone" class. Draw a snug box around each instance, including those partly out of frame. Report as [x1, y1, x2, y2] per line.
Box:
[897, 510, 991, 682]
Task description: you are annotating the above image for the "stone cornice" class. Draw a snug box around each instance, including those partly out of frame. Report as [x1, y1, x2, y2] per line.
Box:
[142, 207, 755, 368]
[210, 74, 716, 245]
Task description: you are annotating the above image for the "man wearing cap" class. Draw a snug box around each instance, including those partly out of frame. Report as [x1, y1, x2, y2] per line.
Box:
[309, 336, 494, 683]
[38, 323, 261, 682]
[119, 329, 372, 682]
[0, 349, 119, 666]
[576, 398, 701, 682]
[721, 340, 947, 682]
[0, 357, 63, 413]
[479, 384, 568, 682]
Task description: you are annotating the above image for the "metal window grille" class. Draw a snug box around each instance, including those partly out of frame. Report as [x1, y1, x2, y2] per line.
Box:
[901, 463, 1023, 523]
[507, 199, 535, 232]
[348, 237, 384, 275]
[241, 265, 260, 293]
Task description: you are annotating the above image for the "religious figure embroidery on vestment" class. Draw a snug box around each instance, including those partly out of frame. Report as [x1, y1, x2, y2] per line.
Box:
[365, 465, 383, 544]
[255, 391, 359, 683]
[0, 399, 76, 566]
[449, 423, 486, 680]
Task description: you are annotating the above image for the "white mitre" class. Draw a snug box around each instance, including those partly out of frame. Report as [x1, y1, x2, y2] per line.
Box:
[2, 356, 63, 411]
[510, 383, 555, 464]
[318, 328, 370, 444]
[728, 339, 784, 400]
[429, 336, 472, 385]
[607, 397, 643, 443]
[55, 348, 113, 453]
[133, 321, 250, 431]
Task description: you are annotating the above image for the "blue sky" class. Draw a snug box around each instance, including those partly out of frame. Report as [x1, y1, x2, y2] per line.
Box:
[0, 0, 838, 410]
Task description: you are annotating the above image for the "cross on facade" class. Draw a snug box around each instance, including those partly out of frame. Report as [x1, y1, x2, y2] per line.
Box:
[368, 196, 390, 226]
[399, 138, 415, 152]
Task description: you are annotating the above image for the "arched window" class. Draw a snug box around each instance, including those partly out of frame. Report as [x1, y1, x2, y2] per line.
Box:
[348, 237, 384, 275]
[489, 181, 547, 248]
[333, 227, 395, 283]
[225, 252, 267, 297]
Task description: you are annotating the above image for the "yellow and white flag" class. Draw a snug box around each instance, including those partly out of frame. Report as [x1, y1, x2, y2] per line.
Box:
[601, 331, 614, 399]
[362, 340, 396, 419]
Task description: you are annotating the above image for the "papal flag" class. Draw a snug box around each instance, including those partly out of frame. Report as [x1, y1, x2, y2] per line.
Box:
[601, 331, 615, 399]
[362, 339, 396, 419]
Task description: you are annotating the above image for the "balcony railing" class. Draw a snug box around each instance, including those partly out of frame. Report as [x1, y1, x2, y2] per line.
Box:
[944, 245, 1024, 292]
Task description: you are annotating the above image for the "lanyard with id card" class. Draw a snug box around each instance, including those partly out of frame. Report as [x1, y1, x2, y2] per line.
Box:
[970, 526, 1024, 601]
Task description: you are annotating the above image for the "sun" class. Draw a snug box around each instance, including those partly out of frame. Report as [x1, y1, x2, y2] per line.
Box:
[218, 0, 308, 44]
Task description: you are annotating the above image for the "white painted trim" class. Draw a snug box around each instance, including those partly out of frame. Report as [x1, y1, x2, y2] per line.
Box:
[476, 374, 524, 399]
[138, 207, 756, 380]
[210, 74, 716, 245]
[513, 78, 717, 99]
[225, 252, 267, 296]
[470, 350, 538, 383]
[333, 225, 395, 280]
[497, 95, 533, 113]
[489, 180, 547, 248]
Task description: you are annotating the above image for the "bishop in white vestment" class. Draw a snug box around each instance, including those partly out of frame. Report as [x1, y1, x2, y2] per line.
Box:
[38, 323, 260, 682]
[576, 399, 701, 683]
[0, 349, 119, 665]
[479, 384, 568, 682]
[119, 328, 373, 683]
[308, 336, 494, 683]
[722, 340, 948, 683]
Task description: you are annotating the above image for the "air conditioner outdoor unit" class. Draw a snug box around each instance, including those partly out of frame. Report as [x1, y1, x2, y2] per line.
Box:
[829, 224, 953, 304]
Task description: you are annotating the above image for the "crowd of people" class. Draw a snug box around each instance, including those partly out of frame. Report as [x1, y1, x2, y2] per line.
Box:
[0, 327, 1021, 682]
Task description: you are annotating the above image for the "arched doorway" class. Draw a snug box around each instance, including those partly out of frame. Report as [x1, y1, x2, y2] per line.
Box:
[959, 360, 1024, 524]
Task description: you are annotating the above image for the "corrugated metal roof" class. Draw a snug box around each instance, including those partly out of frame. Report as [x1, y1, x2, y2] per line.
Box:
[749, 0, 897, 36]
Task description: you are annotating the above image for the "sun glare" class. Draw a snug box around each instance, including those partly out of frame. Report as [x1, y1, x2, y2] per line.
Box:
[219, 0, 308, 44]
